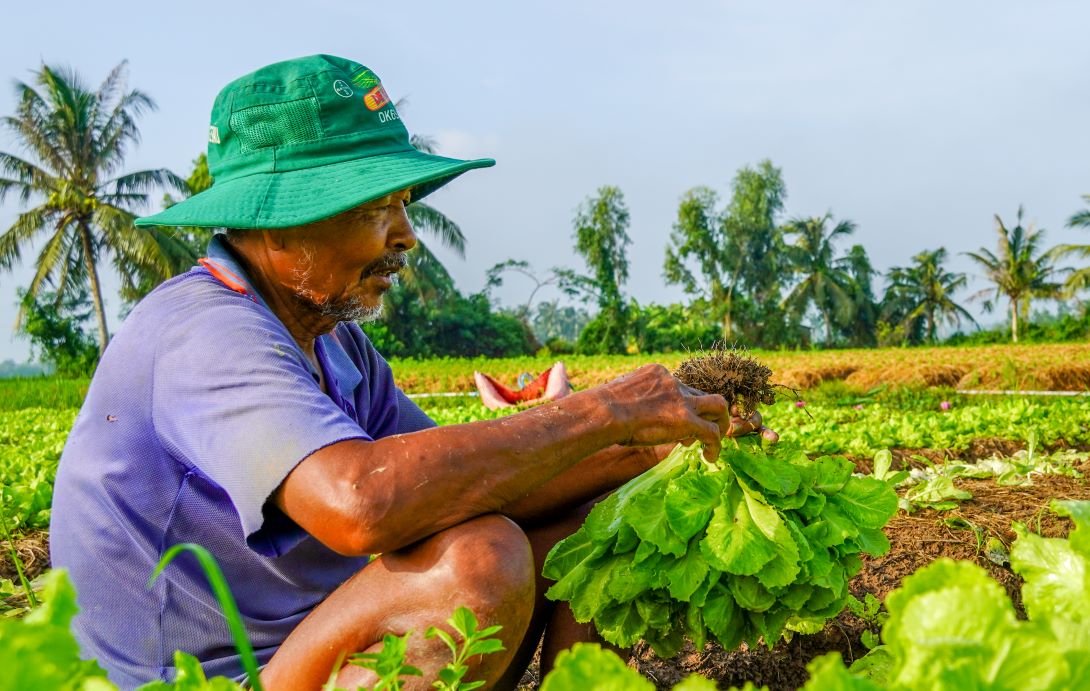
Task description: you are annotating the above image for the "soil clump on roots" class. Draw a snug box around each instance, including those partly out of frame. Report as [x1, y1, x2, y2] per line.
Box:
[673, 344, 781, 417]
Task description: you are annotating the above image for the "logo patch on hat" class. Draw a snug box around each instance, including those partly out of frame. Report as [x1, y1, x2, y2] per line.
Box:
[363, 85, 391, 111]
[332, 79, 354, 98]
[350, 69, 380, 89]
[208, 125, 221, 144]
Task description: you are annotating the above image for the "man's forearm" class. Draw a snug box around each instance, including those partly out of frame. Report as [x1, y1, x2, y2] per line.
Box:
[498, 445, 661, 524]
[276, 388, 628, 555]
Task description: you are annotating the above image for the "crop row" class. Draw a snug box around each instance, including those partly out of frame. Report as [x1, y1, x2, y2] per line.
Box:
[386, 343, 1090, 393]
[3, 392, 1087, 535]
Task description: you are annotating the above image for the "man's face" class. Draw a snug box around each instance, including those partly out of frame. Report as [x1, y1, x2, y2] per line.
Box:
[282, 188, 416, 322]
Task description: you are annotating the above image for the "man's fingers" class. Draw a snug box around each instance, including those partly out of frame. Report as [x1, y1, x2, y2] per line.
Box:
[692, 393, 728, 421]
[726, 410, 763, 437]
[692, 416, 722, 461]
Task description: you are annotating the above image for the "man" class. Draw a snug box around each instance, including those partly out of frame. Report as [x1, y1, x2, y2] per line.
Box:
[50, 55, 769, 690]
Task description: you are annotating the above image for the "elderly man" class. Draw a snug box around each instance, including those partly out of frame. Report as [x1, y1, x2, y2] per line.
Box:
[50, 55, 768, 690]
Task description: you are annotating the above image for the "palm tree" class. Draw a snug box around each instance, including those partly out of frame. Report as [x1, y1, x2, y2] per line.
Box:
[781, 213, 856, 344]
[1049, 195, 1090, 297]
[883, 248, 975, 344]
[0, 62, 185, 353]
[965, 207, 1062, 342]
[838, 244, 879, 347]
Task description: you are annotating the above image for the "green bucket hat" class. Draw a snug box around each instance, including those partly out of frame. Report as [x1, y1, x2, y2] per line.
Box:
[136, 54, 494, 229]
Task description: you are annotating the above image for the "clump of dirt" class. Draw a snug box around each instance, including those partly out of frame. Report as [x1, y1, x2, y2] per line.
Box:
[0, 529, 50, 582]
[674, 344, 781, 418]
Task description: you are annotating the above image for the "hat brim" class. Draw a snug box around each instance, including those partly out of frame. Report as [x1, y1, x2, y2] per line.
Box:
[135, 149, 495, 229]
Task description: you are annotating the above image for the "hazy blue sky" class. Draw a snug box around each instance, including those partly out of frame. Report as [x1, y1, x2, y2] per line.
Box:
[2, 1, 1089, 361]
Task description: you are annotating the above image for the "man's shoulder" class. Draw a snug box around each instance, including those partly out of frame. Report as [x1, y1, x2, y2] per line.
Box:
[129, 268, 272, 330]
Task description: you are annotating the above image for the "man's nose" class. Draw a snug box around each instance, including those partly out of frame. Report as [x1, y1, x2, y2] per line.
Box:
[389, 205, 418, 252]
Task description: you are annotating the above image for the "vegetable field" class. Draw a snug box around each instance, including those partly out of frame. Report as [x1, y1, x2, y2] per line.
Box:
[2, 343, 1090, 690]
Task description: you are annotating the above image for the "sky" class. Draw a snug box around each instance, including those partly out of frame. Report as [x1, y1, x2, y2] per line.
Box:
[1, 0, 1089, 362]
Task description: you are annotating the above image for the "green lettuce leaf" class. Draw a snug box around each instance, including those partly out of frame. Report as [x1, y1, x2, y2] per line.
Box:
[539, 643, 654, 691]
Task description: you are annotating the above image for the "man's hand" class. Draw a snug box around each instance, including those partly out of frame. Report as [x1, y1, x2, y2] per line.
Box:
[595, 364, 731, 461]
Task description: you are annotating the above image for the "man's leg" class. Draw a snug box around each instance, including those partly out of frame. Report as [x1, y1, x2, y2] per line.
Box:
[494, 502, 614, 689]
[259, 513, 536, 690]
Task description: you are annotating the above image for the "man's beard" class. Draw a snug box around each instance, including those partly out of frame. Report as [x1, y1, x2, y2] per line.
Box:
[291, 245, 405, 323]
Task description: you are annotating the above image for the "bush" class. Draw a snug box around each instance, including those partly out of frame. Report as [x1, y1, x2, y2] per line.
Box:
[364, 291, 537, 359]
[18, 289, 99, 378]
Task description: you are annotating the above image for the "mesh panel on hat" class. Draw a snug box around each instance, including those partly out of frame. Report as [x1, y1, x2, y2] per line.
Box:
[230, 98, 323, 151]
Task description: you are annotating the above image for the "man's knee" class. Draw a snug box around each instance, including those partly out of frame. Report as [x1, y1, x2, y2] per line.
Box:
[433, 514, 535, 605]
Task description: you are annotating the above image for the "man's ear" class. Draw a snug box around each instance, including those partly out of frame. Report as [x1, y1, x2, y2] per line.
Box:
[261, 228, 290, 252]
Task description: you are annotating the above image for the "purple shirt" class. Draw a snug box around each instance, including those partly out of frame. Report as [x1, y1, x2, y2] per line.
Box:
[50, 235, 434, 688]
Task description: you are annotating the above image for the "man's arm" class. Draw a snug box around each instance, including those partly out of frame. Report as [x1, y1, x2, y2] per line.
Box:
[496, 409, 771, 523]
[273, 365, 729, 557]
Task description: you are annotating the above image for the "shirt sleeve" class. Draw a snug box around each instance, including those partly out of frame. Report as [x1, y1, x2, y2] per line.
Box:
[151, 282, 370, 556]
[338, 322, 438, 436]
[394, 389, 438, 434]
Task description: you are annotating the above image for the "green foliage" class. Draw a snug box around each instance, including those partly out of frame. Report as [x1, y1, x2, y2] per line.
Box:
[774, 395, 1090, 458]
[0, 378, 87, 410]
[0, 61, 187, 351]
[845, 593, 887, 650]
[5, 560, 499, 691]
[531, 301, 590, 346]
[540, 643, 654, 691]
[0, 408, 76, 530]
[364, 291, 536, 359]
[574, 310, 629, 355]
[571, 186, 632, 354]
[122, 153, 217, 308]
[539, 643, 768, 690]
[781, 214, 858, 345]
[18, 288, 99, 377]
[881, 248, 973, 345]
[945, 307, 1090, 345]
[138, 652, 244, 690]
[425, 606, 505, 691]
[542, 441, 898, 656]
[0, 570, 112, 690]
[663, 161, 795, 347]
[629, 301, 720, 353]
[965, 207, 1063, 343]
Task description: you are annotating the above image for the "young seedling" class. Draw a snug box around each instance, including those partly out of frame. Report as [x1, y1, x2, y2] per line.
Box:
[425, 607, 505, 691]
[346, 632, 424, 690]
[149, 543, 264, 691]
[0, 488, 37, 608]
[846, 593, 888, 650]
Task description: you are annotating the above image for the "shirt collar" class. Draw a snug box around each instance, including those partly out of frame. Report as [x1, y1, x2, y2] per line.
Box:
[202, 235, 363, 397]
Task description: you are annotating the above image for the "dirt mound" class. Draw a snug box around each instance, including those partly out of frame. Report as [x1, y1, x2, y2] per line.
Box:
[776, 365, 857, 391]
[846, 363, 968, 390]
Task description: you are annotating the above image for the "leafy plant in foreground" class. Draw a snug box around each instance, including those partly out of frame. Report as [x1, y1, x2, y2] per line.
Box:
[805, 499, 1090, 690]
[542, 440, 898, 656]
[0, 569, 111, 690]
[539, 643, 754, 691]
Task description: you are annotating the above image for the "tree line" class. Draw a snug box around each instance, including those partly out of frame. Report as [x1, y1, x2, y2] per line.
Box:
[1, 62, 1088, 375]
[527, 163, 1089, 355]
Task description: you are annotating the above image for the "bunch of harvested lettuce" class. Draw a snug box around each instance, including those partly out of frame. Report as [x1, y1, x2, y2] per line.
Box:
[542, 439, 897, 656]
